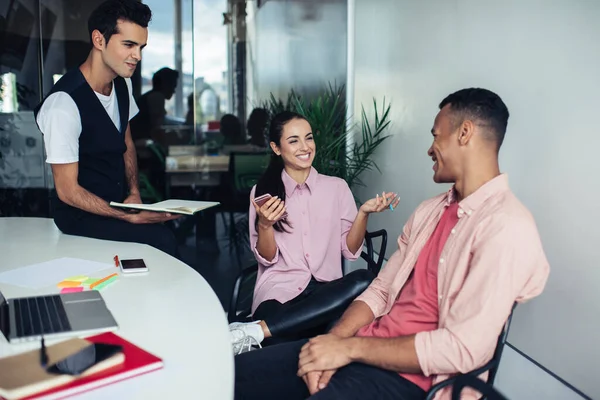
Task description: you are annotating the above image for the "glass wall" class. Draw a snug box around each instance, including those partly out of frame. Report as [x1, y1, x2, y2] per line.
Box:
[192, 0, 229, 128]
[140, 0, 229, 143]
[2, 0, 57, 216]
[1, 0, 113, 216]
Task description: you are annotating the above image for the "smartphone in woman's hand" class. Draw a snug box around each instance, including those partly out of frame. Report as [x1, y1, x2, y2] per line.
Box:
[254, 193, 288, 219]
[254, 193, 272, 207]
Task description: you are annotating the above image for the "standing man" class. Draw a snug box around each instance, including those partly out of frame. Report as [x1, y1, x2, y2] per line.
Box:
[35, 0, 180, 257]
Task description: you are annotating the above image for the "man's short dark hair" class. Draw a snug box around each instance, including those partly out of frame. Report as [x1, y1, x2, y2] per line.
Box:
[152, 67, 179, 90]
[439, 88, 509, 149]
[88, 0, 152, 44]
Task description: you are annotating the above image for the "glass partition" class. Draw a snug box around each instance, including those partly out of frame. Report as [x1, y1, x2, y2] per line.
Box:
[1, 0, 47, 216]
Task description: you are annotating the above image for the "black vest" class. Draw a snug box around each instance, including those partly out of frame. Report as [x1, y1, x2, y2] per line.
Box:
[34, 68, 130, 218]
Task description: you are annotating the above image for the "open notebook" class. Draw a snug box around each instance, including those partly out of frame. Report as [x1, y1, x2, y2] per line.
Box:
[109, 199, 220, 215]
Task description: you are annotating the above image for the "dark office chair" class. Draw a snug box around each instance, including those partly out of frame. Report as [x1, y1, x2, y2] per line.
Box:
[228, 229, 388, 324]
[219, 151, 270, 251]
[229, 151, 271, 194]
[451, 374, 509, 400]
[425, 303, 517, 400]
[138, 140, 166, 203]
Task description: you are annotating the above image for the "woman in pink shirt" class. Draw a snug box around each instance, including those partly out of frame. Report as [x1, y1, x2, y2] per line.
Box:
[230, 111, 398, 353]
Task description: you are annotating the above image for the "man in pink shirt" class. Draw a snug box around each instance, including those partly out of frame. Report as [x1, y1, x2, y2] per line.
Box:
[234, 88, 550, 400]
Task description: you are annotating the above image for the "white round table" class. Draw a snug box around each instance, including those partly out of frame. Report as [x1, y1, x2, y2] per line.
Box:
[0, 218, 234, 399]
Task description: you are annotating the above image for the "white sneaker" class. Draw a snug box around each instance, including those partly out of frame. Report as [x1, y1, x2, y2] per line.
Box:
[229, 321, 265, 355]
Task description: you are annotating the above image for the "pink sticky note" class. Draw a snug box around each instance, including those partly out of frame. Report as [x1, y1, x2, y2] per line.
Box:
[60, 287, 84, 294]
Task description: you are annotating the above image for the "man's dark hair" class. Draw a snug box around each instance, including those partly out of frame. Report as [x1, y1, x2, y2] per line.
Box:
[439, 88, 509, 149]
[152, 67, 179, 90]
[88, 0, 152, 44]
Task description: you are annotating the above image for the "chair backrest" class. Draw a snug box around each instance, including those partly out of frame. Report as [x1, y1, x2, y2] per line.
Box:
[424, 302, 518, 400]
[228, 151, 271, 193]
[452, 375, 508, 400]
[486, 302, 517, 385]
[361, 229, 388, 275]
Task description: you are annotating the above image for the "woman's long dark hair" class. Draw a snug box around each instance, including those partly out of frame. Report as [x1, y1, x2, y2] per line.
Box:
[254, 111, 306, 232]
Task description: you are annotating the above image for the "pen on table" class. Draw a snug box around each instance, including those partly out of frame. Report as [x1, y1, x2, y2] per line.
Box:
[90, 273, 119, 290]
[114, 255, 120, 268]
[40, 336, 48, 368]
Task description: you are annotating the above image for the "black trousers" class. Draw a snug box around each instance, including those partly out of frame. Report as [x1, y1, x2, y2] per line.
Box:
[235, 339, 426, 400]
[54, 210, 179, 258]
[253, 269, 374, 341]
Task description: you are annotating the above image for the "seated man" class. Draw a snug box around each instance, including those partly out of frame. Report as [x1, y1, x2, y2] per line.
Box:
[234, 88, 550, 400]
[246, 107, 269, 147]
[130, 67, 179, 142]
[34, 0, 180, 257]
[220, 113, 244, 145]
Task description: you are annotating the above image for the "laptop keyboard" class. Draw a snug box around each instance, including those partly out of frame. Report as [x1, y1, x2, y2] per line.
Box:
[14, 296, 71, 338]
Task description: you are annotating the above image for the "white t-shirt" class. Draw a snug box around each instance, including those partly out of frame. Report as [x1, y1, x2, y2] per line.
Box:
[36, 78, 139, 164]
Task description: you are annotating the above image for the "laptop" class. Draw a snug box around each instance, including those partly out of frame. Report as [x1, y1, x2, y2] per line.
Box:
[0, 290, 118, 343]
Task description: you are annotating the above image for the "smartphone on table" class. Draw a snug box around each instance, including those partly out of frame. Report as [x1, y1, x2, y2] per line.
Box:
[46, 343, 124, 376]
[119, 258, 149, 274]
[253, 193, 288, 219]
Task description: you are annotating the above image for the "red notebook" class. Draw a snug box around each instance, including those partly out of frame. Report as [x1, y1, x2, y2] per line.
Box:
[21, 332, 163, 400]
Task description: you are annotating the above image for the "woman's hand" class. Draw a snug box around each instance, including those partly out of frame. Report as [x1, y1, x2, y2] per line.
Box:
[359, 192, 399, 215]
[253, 196, 287, 229]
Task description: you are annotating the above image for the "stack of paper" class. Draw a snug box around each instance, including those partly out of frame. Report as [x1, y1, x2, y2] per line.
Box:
[0, 258, 113, 290]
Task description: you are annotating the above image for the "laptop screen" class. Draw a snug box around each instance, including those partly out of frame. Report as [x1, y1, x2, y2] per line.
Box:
[0, 291, 9, 340]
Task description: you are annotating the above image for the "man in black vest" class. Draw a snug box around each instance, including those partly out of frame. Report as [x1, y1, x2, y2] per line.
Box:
[34, 0, 179, 257]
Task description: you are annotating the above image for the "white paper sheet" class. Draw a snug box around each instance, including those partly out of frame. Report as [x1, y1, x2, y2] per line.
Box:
[0, 258, 113, 289]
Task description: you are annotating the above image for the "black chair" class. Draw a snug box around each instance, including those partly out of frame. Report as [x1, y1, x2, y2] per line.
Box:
[228, 229, 388, 323]
[219, 151, 270, 251]
[425, 303, 517, 400]
[451, 374, 509, 400]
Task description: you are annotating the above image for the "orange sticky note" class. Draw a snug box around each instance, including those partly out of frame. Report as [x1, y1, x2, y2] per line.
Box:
[89, 273, 118, 290]
[92, 276, 118, 291]
[57, 281, 82, 288]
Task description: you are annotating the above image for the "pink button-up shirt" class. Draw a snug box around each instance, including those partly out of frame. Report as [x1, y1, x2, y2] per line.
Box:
[249, 167, 362, 313]
[355, 174, 550, 400]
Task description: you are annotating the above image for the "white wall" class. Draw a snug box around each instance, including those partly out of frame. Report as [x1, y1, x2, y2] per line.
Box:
[495, 346, 587, 400]
[353, 0, 599, 398]
[245, 0, 347, 105]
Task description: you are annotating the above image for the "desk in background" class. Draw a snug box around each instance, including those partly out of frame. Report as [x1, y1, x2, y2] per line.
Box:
[165, 144, 268, 188]
[166, 155, 229, 188]
[0, 218, 234, 399]
[169, 144, 267, 157]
